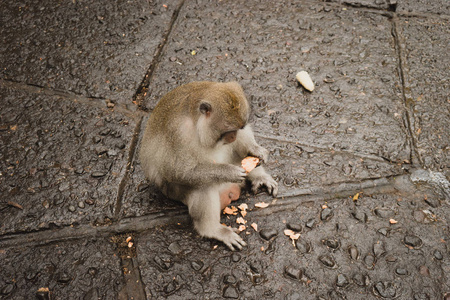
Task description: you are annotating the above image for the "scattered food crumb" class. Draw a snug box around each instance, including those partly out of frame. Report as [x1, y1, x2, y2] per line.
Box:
[236, 217, 247, 224]
[251, 223, 258, 231]
[255, 202, 269, 208]
[223, 206, 238, 215]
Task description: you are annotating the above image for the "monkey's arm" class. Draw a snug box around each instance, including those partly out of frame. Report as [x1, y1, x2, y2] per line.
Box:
[170, 162, 246, 187]
[233, 125, 269, 162]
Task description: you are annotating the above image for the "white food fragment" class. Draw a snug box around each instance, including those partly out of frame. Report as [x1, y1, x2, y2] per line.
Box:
[296, 71, 315, 91]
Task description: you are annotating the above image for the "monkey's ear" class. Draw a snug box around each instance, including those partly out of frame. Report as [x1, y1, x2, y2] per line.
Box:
[199, 102, 212, 116]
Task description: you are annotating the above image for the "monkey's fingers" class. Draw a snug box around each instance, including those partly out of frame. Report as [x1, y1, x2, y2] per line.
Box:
[230, 166, 247, 183]
[220, 227, 247, 251]
[251, 176, 278, 197]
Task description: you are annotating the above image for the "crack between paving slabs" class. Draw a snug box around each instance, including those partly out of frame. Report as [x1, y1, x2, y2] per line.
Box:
[113, 116, 143, 220]
[391, 16, 422, 167]
[132, 0, 186, 110]
[0, 79, 145, 122]
[252, 174, 405, 216]
[256, 134, 400, 163]
[0, 208, 189, 249]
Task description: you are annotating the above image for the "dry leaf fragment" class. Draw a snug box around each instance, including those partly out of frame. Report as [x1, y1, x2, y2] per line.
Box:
[353, 193, 360, 201]
[251, 223, 258, 231]
[241, 156, 260, 173]
[389, 219, 398, 224]
[7, 201, 23, 210]
[255, 202, 269, 208]
[236, 217, 247, 224]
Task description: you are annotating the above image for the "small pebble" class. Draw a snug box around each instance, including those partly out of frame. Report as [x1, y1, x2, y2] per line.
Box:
[91, 171, 107, 178]
[320, 207, 333, 221]
[287, 223, 302, 232]
[353, 273, 370, 287]
[305, 218, 316, 228]
[336, 274, 349, 287]
[318, 254, 336, 268]
[284, 266, 302, 280]
[223, 275, 237, 285]
[259, 228, 278, 241]
[348, 245, 359, 260]
[295, 239, 311, 255]
[374, 208, 395, 218]
[168, 242, 182, 255]
[395, 268, 408, 275]
[191, 261, 203, 271]
[433, 249, 443, 260]
[222, 285, 239, 299]
[404, 235, 423, 248]
[364, 254, 376, 268]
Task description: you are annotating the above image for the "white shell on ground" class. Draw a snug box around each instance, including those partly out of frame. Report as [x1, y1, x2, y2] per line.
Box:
[296, 71, 314, 91]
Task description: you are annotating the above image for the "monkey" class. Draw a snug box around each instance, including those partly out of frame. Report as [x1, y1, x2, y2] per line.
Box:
[139, 81, 278, 250]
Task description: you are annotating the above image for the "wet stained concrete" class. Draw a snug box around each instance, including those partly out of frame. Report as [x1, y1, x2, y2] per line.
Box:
[0, 0, 449, 299]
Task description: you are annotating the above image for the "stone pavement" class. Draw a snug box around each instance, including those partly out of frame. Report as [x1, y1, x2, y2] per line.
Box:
[0, 0, 449, 299]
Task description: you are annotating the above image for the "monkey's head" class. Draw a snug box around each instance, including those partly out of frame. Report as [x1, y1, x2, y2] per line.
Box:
[197, 82, 250, 148]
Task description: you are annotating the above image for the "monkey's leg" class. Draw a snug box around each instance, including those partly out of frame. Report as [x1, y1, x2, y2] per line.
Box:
[187, 187, 247, 251]
[247, 166, 278, 197]
[219, 183, 241, 210]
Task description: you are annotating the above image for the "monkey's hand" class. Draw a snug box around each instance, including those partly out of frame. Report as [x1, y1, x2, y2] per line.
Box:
[248, 167, 278, 197]
[248, 146, 269, 163]
[217, 226, 247, 251]
[228, 165, 247, 183]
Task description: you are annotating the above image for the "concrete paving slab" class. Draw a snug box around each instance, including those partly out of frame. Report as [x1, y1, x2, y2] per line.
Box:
[326, 0, 396, 10]
[146, 0, 410, 164]
[0, 0, 177, 105]
[135, 188, 449, 299]
[0, 83, 137, 234]
[396, 17, 450, 176]
[0, 238, 123, 299]
[397, 0, 450, 15]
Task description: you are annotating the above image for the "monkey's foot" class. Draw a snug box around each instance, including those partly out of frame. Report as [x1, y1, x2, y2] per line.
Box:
[219, 183, 241, 210]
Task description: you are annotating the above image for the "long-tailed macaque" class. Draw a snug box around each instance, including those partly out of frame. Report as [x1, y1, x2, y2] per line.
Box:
[139, 81, 278, 250]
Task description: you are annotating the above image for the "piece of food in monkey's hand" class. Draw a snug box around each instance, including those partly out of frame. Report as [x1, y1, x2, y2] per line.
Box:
[241, 156, 260, 173]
